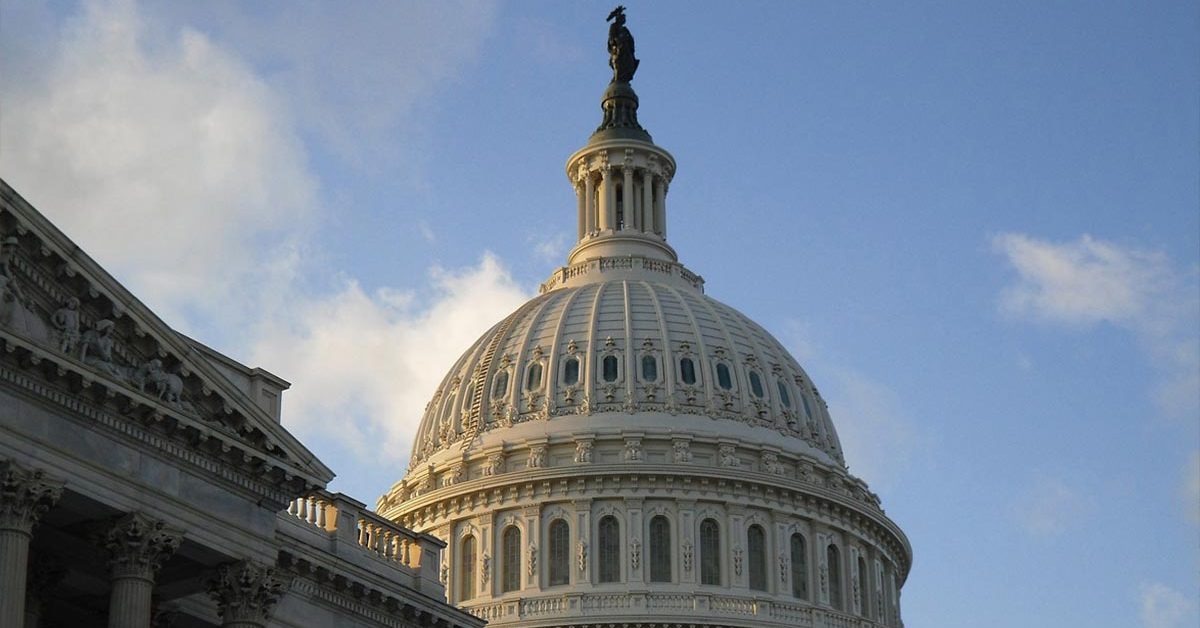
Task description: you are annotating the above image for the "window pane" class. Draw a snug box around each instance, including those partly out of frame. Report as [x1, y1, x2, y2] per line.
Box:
[700, 519, 721, 585]
[649, 516, 671, 582]
[641, 355, 657, 381]
[549, 520, 570, 586]
[790, 533, 808, 599]
[602, 355, 619, 382]
[680, 357, 696, 385]
[598, 516, 620, 583]
[526, 363, 542, 390]
[749, 371, 764, 398]
[777, 380, 792, 407]
[827, 544, 842, 610]
[748, 525, 767, 591]
[564, 357, 580, 385]
[460, 536, 476, 600]
[801, 394, 813, 420]
[502, 526, 521, 593]
[716, 363, 733, 390]
[492, 371, 509, 399]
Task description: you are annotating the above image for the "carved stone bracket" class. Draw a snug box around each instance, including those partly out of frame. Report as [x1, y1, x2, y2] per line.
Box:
[207, 560, 291, 628]
[0, 460, 64, 533]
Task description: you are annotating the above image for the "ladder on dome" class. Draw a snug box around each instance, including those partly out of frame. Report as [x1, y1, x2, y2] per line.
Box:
[463, 300, 540, 441]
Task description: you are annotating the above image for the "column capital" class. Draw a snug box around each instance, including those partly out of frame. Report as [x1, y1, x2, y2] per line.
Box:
[100, 512, 183, 580]
[207, 561, 291, 627]
[0, 460, 64, 533]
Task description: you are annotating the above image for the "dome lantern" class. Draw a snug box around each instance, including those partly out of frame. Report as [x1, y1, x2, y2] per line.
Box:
[556, 8, 693, 288]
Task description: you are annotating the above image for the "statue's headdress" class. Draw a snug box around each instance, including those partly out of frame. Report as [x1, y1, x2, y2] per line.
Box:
[607, 6, 626, 22]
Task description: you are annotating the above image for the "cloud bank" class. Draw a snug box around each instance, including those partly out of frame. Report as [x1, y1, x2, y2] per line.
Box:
[993, 232, 1200, 420]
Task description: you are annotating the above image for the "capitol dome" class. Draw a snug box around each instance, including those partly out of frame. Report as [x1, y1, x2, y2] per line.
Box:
[378, 11, 910, 628]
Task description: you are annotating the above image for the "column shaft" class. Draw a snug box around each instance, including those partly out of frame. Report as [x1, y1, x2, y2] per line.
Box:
[584, 175, 597, 235]
[654, 179, 667, 240]
[622, 167, 635, 231]
[108, 572, 154, 628]
[0, 528, 30, 627]
[642, 171, 654, 234]
[600, 170, 614, 231]
[576, 181, 586, 241]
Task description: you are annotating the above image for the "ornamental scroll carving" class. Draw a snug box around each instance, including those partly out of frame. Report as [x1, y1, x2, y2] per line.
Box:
[0, 460, 64, 532]
[100, 512, 183, 579]
[681, 539, 694, 573]
[629, 537, 641, 571]
[207, 561, 291, 627]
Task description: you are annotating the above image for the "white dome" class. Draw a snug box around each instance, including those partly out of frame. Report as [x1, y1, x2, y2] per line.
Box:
[378, 27, 910, 626]
[408, 277, 846, 471]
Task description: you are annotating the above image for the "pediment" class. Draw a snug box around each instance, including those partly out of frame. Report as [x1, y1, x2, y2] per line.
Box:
[0, 179, 333, 493]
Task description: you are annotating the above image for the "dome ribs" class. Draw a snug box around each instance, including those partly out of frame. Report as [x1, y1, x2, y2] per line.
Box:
[463, 298, 544, 443]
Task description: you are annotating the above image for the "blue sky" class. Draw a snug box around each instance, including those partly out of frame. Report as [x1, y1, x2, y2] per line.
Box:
[2, 1, 1197, 626]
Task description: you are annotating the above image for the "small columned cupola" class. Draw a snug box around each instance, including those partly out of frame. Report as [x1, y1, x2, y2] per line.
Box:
[563, 7, 680, 271]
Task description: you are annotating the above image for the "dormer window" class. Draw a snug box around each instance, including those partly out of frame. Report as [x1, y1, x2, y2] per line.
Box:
[602, 355, 619, 383]
[641, 355, 658, 382]
[716, 363, 733, 391]
[748, 371, 764, 398]
[777, 380, 792, 407]
[526, 363, 543, 390]
[492, 371, 509, 399]
[563, 357, 580, 385]
[679, 357, 697, 385]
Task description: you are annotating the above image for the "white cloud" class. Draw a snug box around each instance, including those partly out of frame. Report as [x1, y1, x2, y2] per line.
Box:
[250, 254, 530, 461]
[0, 0, 314, 328]
[1013, 476, 1091, 537]
[1139, 582, 1197, 628]
[186, 0, 499, 170]
[993, 233, 1200, 420]
[531, 231, 571, 264]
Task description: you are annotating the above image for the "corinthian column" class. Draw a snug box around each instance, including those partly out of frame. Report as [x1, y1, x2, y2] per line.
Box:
[0, 460, 63, 628]
[100, 512, 183, 628]
[207, 561, 291, 628]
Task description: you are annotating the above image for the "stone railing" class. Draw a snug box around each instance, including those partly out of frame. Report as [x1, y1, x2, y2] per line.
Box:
[280, 489, 445, 597]
[463, 591, 887, 627]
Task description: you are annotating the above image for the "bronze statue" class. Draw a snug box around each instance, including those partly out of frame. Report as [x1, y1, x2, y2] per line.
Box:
[607, 6, 639, 83]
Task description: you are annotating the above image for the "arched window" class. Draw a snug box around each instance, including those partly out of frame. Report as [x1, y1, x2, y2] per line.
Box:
[641, 355, 658, 382]
[492, 371, 509, 399]
[679, 357, 697, 385]
[827, 544, 843, 610]
[459, 535, 476, 600]
[716, 363, 733, 390]
[700, 518, 721, 585]
[790, 533, 808, 599]
[501, 526, 521, 593]
[857, 555, 870, 618]
[548, 520, 570, 586]
[526, 362, 543, 391]
[748, 371, 765, 398]
[598, 516, 620, 583]
[747, 524, 767, 591]
[602, 355, 619, 382]
[777, 380, 792, 408]
[801, 393, 814, 420]
[649, 515, 671, 582]
[563, 357, 580, 385]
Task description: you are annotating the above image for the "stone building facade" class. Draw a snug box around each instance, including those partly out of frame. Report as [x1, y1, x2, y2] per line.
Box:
[376, 21, 912, 628]
[0, 178, 481, 628]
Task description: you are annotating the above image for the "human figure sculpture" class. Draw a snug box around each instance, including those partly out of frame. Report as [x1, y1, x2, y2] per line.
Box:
[606, 6, 639, 83]
[79, 319, 122, 377]
[52, 297, 81, 354]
